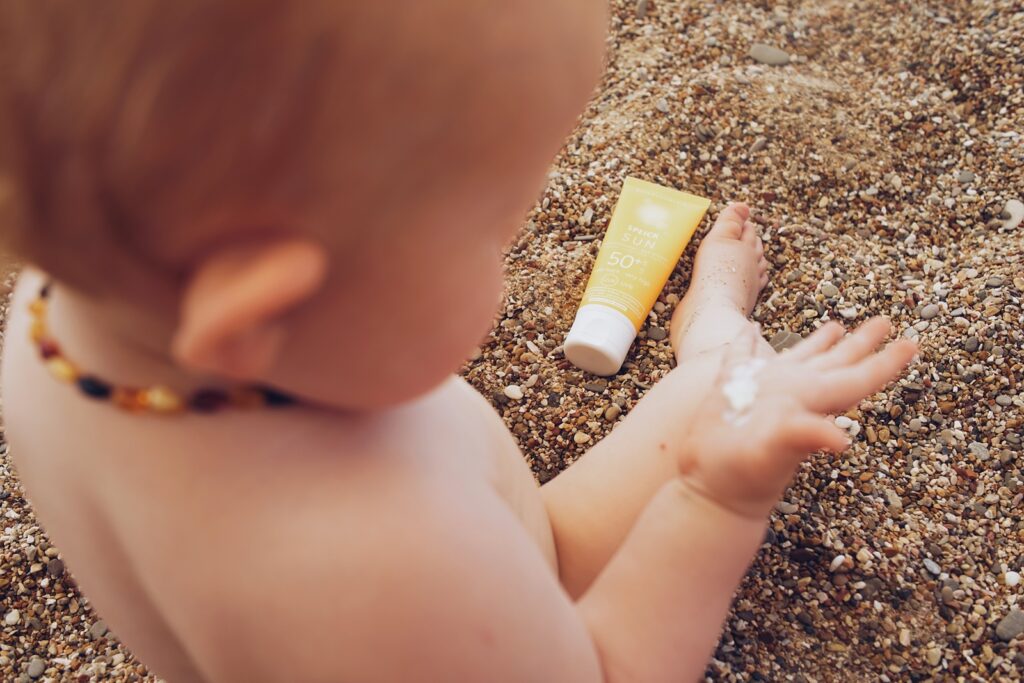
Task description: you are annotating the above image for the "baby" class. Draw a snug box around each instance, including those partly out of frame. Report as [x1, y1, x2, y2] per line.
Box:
[0, 2, 917, 681]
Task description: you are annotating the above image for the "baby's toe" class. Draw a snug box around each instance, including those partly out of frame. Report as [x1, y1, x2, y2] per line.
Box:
[708, 203, 750, 240]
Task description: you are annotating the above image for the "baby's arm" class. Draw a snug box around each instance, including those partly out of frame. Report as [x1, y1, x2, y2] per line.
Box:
[545, 318, 915, 594]
[542, 347, 733, 597]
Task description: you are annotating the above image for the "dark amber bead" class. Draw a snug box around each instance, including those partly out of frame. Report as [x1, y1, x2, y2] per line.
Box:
[230, 388, 266, 409]
[39, 339, 60, 359]
[77, 376, 112, 399]
[261, 387, 295, 407]
[189, 389, 229, 413]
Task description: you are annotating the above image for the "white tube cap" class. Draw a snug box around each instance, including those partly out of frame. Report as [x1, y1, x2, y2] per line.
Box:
[564, 304, 638, 376]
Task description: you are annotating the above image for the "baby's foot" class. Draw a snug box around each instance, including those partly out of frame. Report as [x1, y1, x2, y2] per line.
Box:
[670, 203, 769, 354]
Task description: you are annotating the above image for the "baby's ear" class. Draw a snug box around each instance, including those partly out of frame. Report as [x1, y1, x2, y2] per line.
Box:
[171, 238, 328, 379]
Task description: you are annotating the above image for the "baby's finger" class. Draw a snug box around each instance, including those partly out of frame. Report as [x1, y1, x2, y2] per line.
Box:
[776, 413, 850, 461]
[811, 317, 892, 370]
[786, 321, 845, 360]
[814, 340, 918, 413]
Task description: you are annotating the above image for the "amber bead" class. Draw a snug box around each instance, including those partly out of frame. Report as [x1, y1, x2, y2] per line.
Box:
[28, 299, 48, 318]
[230, 388, 267, 409]
[112, 388, 146, 412]
[189, 389, 229, 413]
[262, 388, 295, 407]
[142, 386, 185, 413]
[77, 376, 113, 400]
[46, 358, 78, 382]
[38, 339, 61, 360]
[30, 320, 48, 343]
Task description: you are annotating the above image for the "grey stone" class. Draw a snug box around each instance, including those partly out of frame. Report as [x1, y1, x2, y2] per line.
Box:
[957, 170, 975, 184]
[89, 620, 108, 639]
[968, 442, 990, 460]
[646, 326, 668, 341]
[924, 558, 941, 576]
[749, 43, 791, 66]
[997, 609, 1024, 641]
[26, 658, 44, 679]
[920, 304, 940, 320]
[750, 137, 768, 153]
[770, 330, 803, 352]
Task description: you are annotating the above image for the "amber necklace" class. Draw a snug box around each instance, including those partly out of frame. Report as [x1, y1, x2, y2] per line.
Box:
[29, 282, 295, 414]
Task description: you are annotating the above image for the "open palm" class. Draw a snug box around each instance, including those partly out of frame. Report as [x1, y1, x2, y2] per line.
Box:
[677, 317, 918, 519]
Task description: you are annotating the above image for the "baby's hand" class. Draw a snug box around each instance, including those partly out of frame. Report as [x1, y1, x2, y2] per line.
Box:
[676, 317, 916, 519]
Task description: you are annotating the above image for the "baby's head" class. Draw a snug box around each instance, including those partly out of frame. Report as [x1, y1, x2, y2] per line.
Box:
[0, 0, 606, 408]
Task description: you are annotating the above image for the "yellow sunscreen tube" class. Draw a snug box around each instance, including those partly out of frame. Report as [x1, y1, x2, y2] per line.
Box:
[564, 177, 711, 375]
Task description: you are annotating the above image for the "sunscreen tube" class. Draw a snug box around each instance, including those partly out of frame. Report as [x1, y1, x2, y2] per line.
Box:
[564, 177, 711, 375]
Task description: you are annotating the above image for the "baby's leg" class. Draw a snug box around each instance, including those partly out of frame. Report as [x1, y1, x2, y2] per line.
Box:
[670, 203, 773, 362]
[544, 204, 776, 596]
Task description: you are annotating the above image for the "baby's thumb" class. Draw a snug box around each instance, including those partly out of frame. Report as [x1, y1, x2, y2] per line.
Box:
[778, 413, 851, 461]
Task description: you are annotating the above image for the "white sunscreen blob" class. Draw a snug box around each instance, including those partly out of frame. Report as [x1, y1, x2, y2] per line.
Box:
[722, 358, 767, 425]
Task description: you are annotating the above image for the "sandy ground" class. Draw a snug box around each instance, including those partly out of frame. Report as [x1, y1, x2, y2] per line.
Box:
[1, 0, 1023, 680]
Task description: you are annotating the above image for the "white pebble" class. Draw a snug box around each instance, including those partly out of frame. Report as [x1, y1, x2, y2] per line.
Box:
[1007, 571, 1021, 587]
[839, 306, 859, 320]
[573, 431, 592, 445]
[3, 609, 19, 625]
[835, 416, 854, 429]
[830, 554, 847, 572]
[503, 385, 524, 401]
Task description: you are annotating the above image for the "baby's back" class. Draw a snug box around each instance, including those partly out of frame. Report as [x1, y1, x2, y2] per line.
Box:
[2, 273, 554, 682]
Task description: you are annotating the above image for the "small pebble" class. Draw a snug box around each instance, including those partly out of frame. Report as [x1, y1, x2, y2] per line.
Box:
[920, 303, 940, 320]
[604, 404, 622, 421]
[89, 620, 108, 639]
[997, 609, 1024, 641]
[1001, 198, 1024, 230]
[776, 501, 799, 515]
[820, 282, 839, 297]
[573, 431, 592, 445]
[646, 326, 668, 341]
[835, 416, 853, 429]
[750, 137, 768, 153]
[957, 170, 975, 184]
[26, 657, 45, 679]
[829, 554, 847, 572]
[968, 441, 990, 460]
[1006, 571, 1021, 587]
[924, 558, 942, 576]
[749, 43, 791, 66]
[503, 385, 524, 401]
[4, 609, 20, 625]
